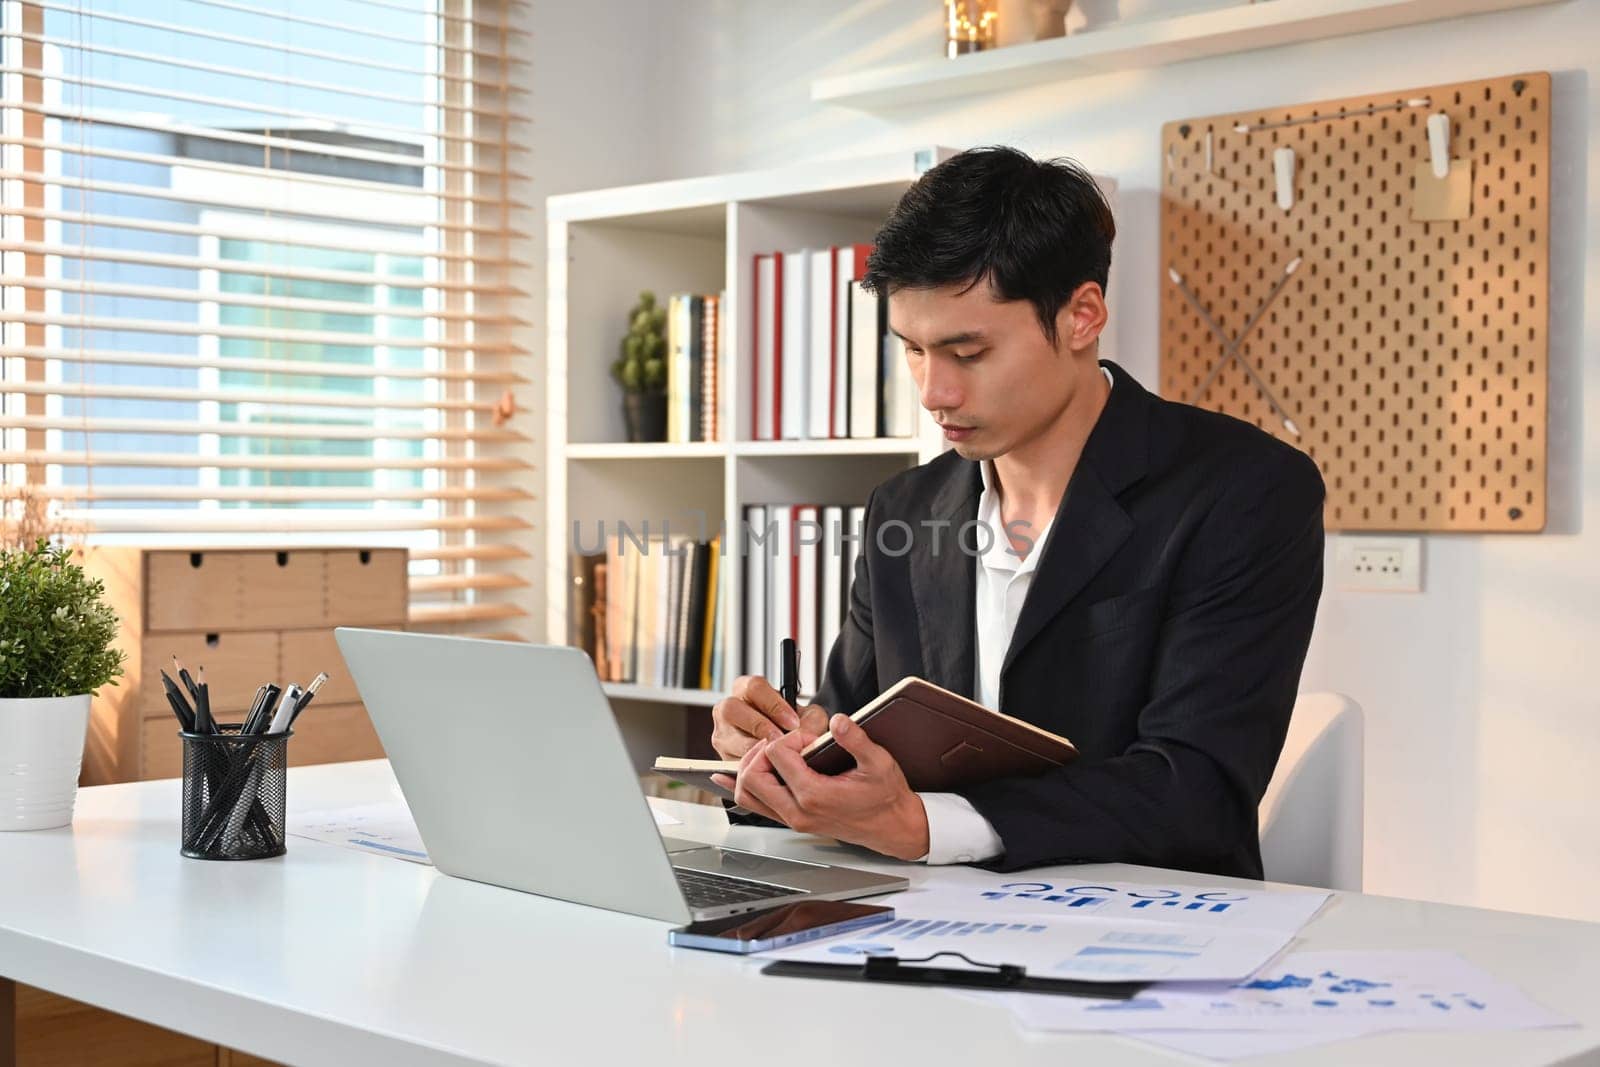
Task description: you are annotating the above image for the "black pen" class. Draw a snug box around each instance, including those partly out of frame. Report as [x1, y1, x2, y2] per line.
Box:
[241, 685, 270, 736]
[779, 637, 799, 713]
[248, 685, 282, 736]
[287, 672, 328, 727]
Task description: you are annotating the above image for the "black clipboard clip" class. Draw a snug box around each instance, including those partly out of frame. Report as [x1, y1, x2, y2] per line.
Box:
[761, 950, 1148, 1000]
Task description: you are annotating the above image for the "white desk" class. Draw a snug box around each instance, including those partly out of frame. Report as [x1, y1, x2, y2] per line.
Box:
[1, 760, 1596, 1067]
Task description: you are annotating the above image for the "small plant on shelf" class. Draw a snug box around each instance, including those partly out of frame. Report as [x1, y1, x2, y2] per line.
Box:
[611, 290, 668, 442]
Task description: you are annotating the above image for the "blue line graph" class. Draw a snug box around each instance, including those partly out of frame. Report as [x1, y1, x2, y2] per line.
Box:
[349, 837, 427, 859]
[1077, 946, 1200, 959]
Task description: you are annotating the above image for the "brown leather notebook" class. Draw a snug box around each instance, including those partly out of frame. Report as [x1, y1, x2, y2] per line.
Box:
[652, 676, 1076, 800]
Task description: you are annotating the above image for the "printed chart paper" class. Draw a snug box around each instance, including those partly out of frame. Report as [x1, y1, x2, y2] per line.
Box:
[762, 913, 1293, 983]
[887, 879, 1330, 935]
[288, 802, 431, 864]
[998, 950, 1574, 1034]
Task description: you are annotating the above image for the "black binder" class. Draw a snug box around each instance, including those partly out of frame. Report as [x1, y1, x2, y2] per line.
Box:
[761, 950, 1148, 1000]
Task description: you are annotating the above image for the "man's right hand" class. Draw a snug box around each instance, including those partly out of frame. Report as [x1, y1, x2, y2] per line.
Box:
[710, 674, 830, 760]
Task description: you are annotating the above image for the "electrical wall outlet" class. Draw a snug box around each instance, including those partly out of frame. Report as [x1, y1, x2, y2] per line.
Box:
[1334, 536, 1423, 593]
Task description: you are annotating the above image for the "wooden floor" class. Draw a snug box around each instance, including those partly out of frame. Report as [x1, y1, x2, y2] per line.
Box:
[2, 980, 278, 1067]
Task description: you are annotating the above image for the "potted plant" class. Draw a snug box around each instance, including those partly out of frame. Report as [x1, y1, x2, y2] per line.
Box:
[0, 540, 125, 830]
[611, 290, 668, 442]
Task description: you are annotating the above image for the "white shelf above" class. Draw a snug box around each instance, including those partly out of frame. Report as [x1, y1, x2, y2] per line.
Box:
[734, 438, 923, 458]
[549, 148, 957, 227]
[566, 442, 725, 460]
[602, 682, 721, 706]
[565, 438, 930, 461]
[811, 0, 1563, 110]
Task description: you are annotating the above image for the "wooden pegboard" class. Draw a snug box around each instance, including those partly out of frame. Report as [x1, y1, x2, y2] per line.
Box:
[1159, 73, 1549, 532]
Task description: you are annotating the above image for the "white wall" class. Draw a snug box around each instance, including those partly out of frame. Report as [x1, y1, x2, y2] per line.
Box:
[663, 0, 1598, 922]
[510, 1, 723, 644]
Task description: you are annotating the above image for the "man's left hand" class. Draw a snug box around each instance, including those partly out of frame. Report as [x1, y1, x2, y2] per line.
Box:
[710, 714, 930, 861]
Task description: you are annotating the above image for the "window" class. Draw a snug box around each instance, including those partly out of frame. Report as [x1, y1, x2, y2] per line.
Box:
[1, 0, 531, 634]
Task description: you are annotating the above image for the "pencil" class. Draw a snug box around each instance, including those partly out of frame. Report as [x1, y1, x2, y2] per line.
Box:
[173, 654, 201, 704]
[195, 666, 214, 734]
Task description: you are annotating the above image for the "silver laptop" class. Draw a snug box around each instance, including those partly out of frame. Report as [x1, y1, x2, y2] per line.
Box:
[335, 628, 908, 923]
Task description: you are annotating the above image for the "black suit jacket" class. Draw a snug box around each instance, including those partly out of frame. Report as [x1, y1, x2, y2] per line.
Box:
[812, 360, 1326, 879]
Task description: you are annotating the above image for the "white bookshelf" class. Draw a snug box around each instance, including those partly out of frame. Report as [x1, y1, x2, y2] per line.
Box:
[811, 0, 1561, 110]
[546, 150, 953, 730]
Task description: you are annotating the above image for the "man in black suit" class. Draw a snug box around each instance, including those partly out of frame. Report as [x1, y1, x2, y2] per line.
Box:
[709, 146, 1325, 879]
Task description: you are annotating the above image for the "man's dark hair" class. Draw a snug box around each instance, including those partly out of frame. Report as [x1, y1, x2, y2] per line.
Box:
[863, 146, 1115, 347]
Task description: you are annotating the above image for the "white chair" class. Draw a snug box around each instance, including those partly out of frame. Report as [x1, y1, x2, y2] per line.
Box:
[1259, 692, 1364, 891]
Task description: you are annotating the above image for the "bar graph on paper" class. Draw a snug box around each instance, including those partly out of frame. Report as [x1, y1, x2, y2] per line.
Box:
[826, 918, 1049, 952]
[771, 914, 1292, 983]
[888, 881, 1330, 935]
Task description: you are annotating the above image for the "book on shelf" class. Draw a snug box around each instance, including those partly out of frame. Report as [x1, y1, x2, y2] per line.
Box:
[664, 291, 722, 444]
[652, 676, 1078, 799]
[701, 295, 721, 442]
[819, 504, 844, 691]
[750, 243, 914, 443]
[743, 504, 769, 681]
[795, 504, 820, 695]
[741, 502, 864, 690]
[575, 533, 725, 692]
[848, 278, 880, 439]
[779, 250, 808, 441]
[832, 246, 859, 438]
[753, 255, 780, 441]
[570, 551, 603, 675]
[807, 250, 834, 440]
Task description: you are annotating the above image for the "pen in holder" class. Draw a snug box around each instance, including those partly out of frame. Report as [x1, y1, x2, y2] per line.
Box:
[180, 725, 291, 860]
[166, 663, 326, 860]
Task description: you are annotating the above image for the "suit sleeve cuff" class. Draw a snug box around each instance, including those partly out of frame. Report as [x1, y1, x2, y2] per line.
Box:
[913, 792, 1005, 865]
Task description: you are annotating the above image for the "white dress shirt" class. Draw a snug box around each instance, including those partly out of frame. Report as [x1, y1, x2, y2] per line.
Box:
[917, 366, 1113, 864]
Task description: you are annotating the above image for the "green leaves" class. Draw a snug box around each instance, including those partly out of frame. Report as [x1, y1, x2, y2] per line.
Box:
[0, 540, 126, 700]
[611, 289, 670, 396]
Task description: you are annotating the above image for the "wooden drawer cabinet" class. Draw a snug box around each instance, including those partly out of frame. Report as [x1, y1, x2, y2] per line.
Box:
[136, 632, 280, 719]
[325, 549, 410, 626]
[80, 547, 406, 785]
[233, 551, 325, 630]
[142, 549, 405, 632]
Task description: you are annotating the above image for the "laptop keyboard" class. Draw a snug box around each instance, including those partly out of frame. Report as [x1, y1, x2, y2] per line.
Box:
[673, 866, 799, 909]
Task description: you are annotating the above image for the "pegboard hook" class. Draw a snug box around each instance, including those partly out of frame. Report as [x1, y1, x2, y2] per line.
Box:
[1427, 113, 1451, 179]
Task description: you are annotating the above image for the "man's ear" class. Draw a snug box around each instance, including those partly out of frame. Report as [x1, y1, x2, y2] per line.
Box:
[1055, 281, 1109, 353]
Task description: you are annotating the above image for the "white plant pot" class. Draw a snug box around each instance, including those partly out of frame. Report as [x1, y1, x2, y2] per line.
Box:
[0, 694, 91, 831]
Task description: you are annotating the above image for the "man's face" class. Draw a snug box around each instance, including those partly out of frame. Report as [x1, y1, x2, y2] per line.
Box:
[888, 279, 1102, 462]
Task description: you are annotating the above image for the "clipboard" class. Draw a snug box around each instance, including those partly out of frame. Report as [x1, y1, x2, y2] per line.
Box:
[760, 950, 1148, 1000]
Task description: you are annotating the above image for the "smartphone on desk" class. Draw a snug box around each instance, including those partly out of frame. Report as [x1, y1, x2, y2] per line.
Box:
[668, 901, 895, 955]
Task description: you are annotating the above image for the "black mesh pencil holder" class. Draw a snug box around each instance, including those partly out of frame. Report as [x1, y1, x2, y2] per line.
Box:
[180, 725, 291, 860]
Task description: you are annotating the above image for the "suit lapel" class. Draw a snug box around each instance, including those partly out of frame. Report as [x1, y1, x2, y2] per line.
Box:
[1000, 360, 1151, 680]
[909, 458, 983, 698]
